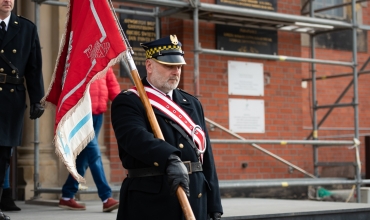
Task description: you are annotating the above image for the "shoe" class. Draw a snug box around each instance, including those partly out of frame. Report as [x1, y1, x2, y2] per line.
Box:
[0, 211, 10, 220]
[0, 188, 21, 211]
[102, 198, 119, 212]
[58, 199, 86, 210]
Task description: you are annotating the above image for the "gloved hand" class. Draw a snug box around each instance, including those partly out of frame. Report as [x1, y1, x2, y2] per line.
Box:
[166, 154, 190, 196]
[30, 103, 44, 119]
[209, 212, 222, 220]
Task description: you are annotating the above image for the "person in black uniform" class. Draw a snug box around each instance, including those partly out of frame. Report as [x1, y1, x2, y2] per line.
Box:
[0, 1, 45, 219]
[111, 35, 223, 220]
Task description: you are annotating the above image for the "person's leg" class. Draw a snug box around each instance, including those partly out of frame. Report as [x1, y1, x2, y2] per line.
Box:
[2, 147, 11, 190]
[59, 135, 90, 210]
[2, 167, 9, 189]
[61, 149, 89, 199]
[0, 147, 20, 211]
[88, 114, 112, 201]
[0, 165, 20, 212]
[87, 114, 118, 212]
[0, 147, 12, 219]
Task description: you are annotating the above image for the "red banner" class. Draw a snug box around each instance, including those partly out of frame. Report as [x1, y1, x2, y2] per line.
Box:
[42, 0, 127, 182]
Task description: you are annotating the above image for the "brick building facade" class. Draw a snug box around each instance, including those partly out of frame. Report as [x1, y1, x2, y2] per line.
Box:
[13, 0, 370, 200]
[105, 0, 370, 184]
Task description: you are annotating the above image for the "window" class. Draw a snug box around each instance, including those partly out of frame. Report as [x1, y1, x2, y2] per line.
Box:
[313, 0, 344, 18]
[300, 0, 367, 52]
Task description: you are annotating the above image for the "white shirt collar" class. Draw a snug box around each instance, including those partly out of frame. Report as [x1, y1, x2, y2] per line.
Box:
[166, 90, 173, 100]
[1, 15, 11, 31]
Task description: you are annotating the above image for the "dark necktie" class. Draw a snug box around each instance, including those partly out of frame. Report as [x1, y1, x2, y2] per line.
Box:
[0, 21, 6, 40]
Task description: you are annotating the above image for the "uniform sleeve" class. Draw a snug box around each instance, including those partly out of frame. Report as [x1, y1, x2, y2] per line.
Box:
[106, 68, 121, 101]
[25, 23, 44, 104]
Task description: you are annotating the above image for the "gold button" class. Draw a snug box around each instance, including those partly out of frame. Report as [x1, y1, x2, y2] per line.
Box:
[0, 68, 3, 72]
[10, 89, 14, 92]
[0, 50, 4, 53]
[197, 193, 202, 198]
[11, 70, 15, 74]
[12, 49, 16, 53]
[179, 143, 184, 149]
[154, 162, 159, 167]
[0, 87, 2, 91]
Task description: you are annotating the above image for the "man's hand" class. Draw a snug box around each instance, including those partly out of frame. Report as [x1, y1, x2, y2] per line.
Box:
[166, 154, 190, 196]
[30, 103, 44, 119]
[209, 212, 222, 220]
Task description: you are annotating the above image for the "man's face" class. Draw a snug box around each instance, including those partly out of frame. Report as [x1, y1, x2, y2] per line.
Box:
[0, 0, 13, 17]
[146, 59, 182, 94]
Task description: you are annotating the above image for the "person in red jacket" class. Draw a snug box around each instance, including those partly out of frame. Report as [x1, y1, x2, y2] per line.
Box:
[59, 68, 121, 212]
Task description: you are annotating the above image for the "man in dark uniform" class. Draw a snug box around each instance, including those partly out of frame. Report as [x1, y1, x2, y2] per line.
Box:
[111, 35, 223, 220]
[0, 0, 45, 219]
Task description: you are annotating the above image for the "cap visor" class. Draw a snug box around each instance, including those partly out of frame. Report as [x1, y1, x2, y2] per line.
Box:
[153, 55, 186, 65]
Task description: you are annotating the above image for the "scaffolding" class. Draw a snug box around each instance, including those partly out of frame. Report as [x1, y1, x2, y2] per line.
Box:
[31, 0, 370, 203]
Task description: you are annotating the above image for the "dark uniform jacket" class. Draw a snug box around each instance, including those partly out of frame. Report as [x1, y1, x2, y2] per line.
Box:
[111, 78, 223, 220]
[0, 13, 44, 147]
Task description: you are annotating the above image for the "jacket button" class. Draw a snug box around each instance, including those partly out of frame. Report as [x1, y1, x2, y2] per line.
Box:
[0, 87, 2, 91]
[0, 50, 3, 53]
[179, 143, 184, 148]
[12, 49, 16, 53]
[153, 162, 159, 167]
[197, 193, 202, 198]
[10, 89, 14, 92]
[11, 70, 15, 74]
[0, 68, 3, 72]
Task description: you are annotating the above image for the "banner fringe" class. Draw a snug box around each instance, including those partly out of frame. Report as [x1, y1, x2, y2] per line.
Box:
[42, 0, 127, 184]
[41, 2, 72, 108]
[54, 129, 95, 183]
[52, 51, 125, 182]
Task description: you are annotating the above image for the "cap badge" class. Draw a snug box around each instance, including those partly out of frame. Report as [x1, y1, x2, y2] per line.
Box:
[170, 35, 178, 45]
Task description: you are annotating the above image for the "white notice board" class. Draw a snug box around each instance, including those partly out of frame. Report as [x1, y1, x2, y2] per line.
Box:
[229, 99, 265, 133]
[228, 61, 264, 96]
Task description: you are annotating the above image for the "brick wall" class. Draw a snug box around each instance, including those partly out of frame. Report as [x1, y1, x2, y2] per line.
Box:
[106, 0, 370, 184]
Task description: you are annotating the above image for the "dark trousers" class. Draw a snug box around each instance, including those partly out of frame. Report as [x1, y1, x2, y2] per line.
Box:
[0, 147, 12, 189]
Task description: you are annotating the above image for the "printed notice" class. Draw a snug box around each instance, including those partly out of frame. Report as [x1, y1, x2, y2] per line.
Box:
[216, 0, 277, 11]
[228, 61, 264, 96]
[216, 26, 278, 55]
[229, 99, 265, 133]
[119, 7, 156, 78]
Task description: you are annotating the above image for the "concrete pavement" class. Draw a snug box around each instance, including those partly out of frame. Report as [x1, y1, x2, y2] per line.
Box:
[4, 197, 370, 220]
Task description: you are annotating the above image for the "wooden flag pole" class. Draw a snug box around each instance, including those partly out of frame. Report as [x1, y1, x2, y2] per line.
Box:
[108, 2, 195, 218]
[125, 51, 196, 220]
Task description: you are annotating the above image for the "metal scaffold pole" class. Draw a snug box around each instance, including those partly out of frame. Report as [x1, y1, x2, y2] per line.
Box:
[193, 0, 200, 97]
[309, 1, 319, 178]
[351, 0, 361, 203]
[32, 1, 41, 200]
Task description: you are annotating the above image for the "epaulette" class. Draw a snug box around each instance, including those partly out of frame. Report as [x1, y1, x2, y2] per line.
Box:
[176, 88, 198, 100]
[122, 90, 133, 95]
[17, 15, 34, 24]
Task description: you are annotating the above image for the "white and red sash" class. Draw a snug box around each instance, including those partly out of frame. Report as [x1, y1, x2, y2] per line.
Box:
[129, 86, 206, 159]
